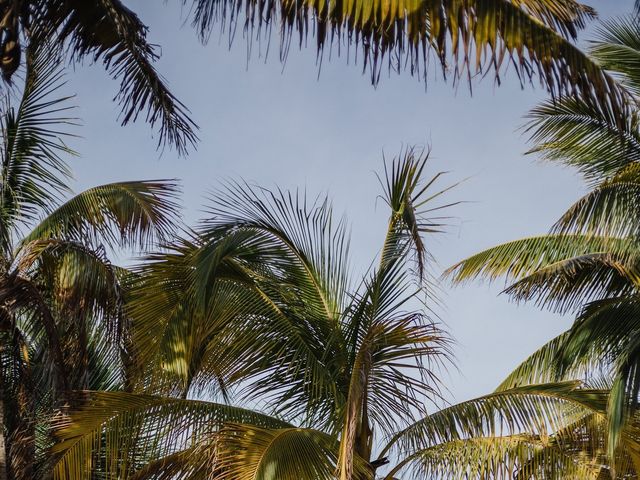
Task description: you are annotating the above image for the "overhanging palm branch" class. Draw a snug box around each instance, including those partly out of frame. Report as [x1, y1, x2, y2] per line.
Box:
[51, 391, 293, 480]
[186, 0, 628, 122]
[525, 98, 640, 184]
[34, 1, 198, 153]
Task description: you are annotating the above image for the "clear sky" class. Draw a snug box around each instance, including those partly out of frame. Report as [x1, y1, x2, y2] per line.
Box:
[63, 0, 633, 405]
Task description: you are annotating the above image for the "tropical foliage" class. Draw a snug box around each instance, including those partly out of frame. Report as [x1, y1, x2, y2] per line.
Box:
[50, 149, 454, 479]
[442, 8, 640, 476]
[0, 43, 179, 479]
[4, 3, 640, 480]
[0, 0, 632, 153]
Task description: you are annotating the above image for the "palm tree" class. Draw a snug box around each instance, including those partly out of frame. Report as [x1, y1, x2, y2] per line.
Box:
[49, 148, 640, 480]
[46, 149, 452, 479]
[0, 0, 632, 154]
[0, 43, 180, 479]
[445, 12, 640, 462]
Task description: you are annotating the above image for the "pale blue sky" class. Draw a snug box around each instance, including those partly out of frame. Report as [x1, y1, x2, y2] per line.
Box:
[64, 0, 633, 405]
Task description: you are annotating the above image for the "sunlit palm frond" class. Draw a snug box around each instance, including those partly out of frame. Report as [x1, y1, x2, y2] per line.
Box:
[496, 332, 597, 391]
[445, 234, 638, 286]
[22, 180, 181, 251]
[385, 381, 606, 458]
[215, 423, 343, 480]
[51, 391, 291, 480]
[0, 41, 76, 251]
[202, 180, 351, 322]
[557, 296, 640, 456]
[503, 252, 639, 314]
[525, 97, 640, 184]
[186, 0, 625, 121]
[388, 434, 605, 480]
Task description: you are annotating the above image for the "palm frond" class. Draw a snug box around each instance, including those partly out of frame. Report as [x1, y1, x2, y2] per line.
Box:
[558, 296, 640, 456]
[51, 391, 291, 480]
[445, 234, 638, 286]
[524, 97, 640, 184]
[22, 180, 181, 250]
[387, 433, 605, 480]
[39, 0, 198, 153]
[503, 252, 639, 314]
[186, 0, 625, 120]
[215, 424, 342, 480]
[592, 15, 640, 98]
[0, 40, 76, 251]
[383, 381, 608, 461]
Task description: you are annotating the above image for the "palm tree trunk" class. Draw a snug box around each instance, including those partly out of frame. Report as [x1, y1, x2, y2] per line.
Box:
[0, 395, 7, 480]
[0, 348, 7, 480]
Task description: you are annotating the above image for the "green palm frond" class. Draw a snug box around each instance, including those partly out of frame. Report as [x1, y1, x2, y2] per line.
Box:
[445, 234, 638, 286]
[0, 40, 76, 251]
[22, 180, 181, 250]
[592, 15, 640, 98]
[495, 332, 595, 391]
[503, 252, 639, 314]
[51, 391, 291, 480]
[558, 296, 640, 456]
[383, 382, 610, 478]
[525, 97, 640, 184]
[215, 424, 344, 480]
[389, 434, 605, 480]
[202, 180, 351, 321]
[552, 165, 640, 241]
[37, 0, 197, 153]
[385, 381, 607, 458]
[186, 0, 626, 120]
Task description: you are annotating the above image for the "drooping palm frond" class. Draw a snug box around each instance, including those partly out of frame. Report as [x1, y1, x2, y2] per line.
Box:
[495, 331, 603, 392]
[502, 252, 639, 314]
[0, 40, 76, 252]
[35, 0, 198, 154]
[51, 391, 291, 480]
[185, 0, 626, 122]
[22, 180, 181, 251]
[551, 164, 640, 241]
[390, 434, 606, 479]
[445, 234, 638, 286]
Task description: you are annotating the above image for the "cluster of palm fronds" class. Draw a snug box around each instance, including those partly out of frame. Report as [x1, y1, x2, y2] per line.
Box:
[0, 0, 634, 156]
[5, 2, 640, 480]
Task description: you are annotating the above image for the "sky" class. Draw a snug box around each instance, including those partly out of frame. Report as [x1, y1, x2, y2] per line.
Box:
[63, 0, 634, 406]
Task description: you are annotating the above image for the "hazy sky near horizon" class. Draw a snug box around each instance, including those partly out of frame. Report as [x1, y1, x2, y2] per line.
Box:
[63, 0, 633, 405]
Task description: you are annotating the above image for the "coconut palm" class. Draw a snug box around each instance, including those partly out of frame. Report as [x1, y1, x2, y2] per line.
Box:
[50, 148, 640, 480]
[0, 43, 180, 479]
[445, 12, 640, 461]
[0, 0, 633, 154]
[47, 149, 451, 479]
